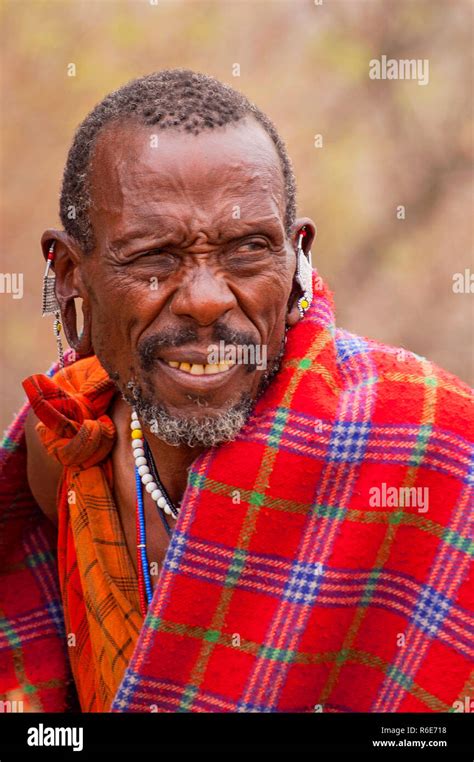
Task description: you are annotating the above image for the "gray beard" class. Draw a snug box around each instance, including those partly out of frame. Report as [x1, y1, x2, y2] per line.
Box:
[124, 387, 254, 448]
[121, 334, 286, 448]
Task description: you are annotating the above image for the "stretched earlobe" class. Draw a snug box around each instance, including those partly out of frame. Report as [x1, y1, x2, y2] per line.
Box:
[60, 296, 94, 357]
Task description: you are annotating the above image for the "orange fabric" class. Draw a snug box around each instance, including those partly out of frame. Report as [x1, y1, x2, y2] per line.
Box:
[23, 356, 144, 712]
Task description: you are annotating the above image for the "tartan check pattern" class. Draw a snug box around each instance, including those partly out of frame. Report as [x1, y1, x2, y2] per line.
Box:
[412, 587, 451, 638]
[0, 349, 79, 711]
[1, 273, 473, 712]
[327, 421, 371, 463]
[282, 560, 324, 605]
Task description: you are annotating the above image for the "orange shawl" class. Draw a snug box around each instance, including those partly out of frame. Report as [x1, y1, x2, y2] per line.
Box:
[23, 356, 143, 711]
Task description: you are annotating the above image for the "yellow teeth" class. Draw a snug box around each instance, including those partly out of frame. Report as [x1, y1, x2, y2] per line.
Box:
[165, 360, 235, 375]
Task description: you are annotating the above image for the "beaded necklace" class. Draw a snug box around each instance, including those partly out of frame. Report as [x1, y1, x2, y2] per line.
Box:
[130, 409, 178, 614]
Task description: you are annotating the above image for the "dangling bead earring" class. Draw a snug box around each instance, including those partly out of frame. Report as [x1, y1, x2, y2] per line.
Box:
[295, 226, 313, 317]
[42, 241, 64, 368]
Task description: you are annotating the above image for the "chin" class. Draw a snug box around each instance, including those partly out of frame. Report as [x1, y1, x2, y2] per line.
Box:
[137, 393, 254, 449]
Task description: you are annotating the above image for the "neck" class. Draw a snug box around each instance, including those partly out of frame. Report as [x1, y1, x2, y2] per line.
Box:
[113, 395, 205, 507]
[142, 423, 206, 507]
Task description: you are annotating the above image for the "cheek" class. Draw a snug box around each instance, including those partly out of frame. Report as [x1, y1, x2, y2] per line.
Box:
[90, 269, 159, 336]
[241, 271, 292, 340]
[87, 279, 137, 372]
[102, 268, 153, 300]
[88, 270, 176, 381]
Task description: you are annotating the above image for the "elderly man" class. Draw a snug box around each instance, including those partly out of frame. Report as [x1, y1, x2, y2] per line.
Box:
[0, 70, 472, 714]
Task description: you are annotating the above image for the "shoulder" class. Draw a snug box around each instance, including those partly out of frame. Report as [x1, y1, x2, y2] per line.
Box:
[24, 407, 63, 525]
[33, 354, 111, 396]
[334, 328, 473, 439]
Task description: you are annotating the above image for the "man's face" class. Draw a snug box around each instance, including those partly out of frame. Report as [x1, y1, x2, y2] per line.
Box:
[79, 117, 299, 444]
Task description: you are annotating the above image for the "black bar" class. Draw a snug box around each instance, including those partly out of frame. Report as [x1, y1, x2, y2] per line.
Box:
[0, 712, 472, 758]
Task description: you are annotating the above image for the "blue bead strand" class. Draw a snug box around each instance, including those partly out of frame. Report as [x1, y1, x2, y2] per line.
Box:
[135, 465, 153, 606]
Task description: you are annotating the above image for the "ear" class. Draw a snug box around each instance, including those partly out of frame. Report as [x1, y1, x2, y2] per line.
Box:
[41, 229, 85, 298]
[286, 217, 317, 328]
[41, 229, 93, 356]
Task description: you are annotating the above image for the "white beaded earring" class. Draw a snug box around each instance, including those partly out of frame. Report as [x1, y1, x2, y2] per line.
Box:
[42, 241, 64, 368]
[295, 227, 313, 317]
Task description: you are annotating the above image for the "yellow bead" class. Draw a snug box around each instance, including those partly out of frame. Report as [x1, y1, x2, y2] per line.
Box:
[300, 299, 309, 309]
[131, 429, 143, 439]
[56, 322, 62, 332]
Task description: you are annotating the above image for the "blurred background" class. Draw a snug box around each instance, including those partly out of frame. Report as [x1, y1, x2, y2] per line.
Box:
[1, 0, 473, 433]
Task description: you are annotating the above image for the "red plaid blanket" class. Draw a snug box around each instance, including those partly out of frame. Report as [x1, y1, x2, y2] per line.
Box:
[1, 276, 473, 712]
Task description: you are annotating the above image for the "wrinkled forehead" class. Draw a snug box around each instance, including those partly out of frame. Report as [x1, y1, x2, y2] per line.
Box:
[88, 117, 287, 246]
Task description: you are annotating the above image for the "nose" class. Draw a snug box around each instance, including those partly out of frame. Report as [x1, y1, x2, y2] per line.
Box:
[170, 266, 237, 326]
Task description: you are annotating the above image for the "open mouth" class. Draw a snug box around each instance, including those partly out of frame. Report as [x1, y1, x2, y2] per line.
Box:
[155, 357, 242, 392]
[163, 360, 236, 376]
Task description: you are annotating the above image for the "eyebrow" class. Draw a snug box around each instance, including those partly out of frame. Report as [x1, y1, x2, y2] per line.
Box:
[109, 219, 284, 253]
[109, 228, 168, 253]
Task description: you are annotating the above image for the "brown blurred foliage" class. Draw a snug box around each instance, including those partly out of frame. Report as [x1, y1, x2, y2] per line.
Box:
[1, 0, 473, 433]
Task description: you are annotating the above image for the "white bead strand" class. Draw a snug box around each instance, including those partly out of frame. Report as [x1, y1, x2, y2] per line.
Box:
[130, 410, 177, 519]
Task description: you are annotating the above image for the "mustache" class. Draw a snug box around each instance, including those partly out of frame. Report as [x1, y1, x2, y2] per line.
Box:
[138, 322, 260, 372]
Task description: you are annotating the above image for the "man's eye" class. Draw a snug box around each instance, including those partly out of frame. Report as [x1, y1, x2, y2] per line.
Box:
[223, 241, 270, 276]
[137, 249, 177, 264]
[235, 240, 268, 254]
[141, 248, 167, 257]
